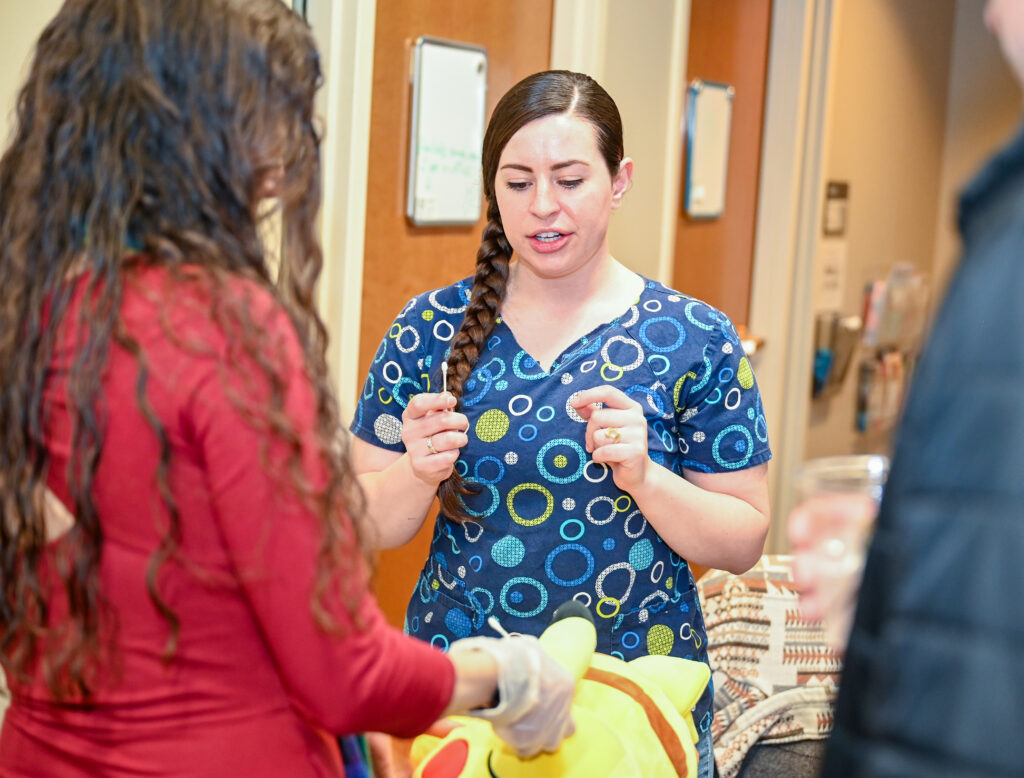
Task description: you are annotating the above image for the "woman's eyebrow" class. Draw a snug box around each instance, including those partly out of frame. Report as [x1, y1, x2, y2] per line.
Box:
[499, 159, 591, 172]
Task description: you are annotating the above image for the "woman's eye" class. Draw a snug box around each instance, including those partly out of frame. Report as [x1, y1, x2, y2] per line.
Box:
[504, 181, 530, 191]
[560, 179, 584, 189]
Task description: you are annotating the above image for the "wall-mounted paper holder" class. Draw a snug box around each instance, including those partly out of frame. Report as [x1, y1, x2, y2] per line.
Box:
[684, 79, 734, 220]
[812, 313, 862, 398]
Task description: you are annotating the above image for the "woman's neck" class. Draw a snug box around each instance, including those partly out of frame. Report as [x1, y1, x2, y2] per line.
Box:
[504, 254, 638, 315]
[499, 256, 644, 372]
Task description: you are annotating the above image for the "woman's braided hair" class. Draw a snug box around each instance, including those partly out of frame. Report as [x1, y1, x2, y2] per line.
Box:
[437, 70, 625, 522]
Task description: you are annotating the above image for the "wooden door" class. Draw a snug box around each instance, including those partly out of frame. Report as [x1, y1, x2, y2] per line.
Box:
[359, 0, 554, 627]
[674, 0, 773, 325]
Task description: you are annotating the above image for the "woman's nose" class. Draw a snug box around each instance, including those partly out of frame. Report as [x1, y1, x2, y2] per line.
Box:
[529, 180, 559, 218]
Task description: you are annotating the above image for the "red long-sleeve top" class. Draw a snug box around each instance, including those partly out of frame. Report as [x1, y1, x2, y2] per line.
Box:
[0, 264, 454, 777]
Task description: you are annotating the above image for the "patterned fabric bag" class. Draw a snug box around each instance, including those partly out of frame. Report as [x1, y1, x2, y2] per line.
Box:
[697, 555, 842, 778]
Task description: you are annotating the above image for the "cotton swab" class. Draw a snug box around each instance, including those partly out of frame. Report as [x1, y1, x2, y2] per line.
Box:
[441, 361, 448, 395]
[487, 615, 512, 638]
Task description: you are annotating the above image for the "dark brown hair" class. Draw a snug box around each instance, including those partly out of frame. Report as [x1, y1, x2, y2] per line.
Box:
[0, 0, 368, 698]
[437, 70, 624, 521]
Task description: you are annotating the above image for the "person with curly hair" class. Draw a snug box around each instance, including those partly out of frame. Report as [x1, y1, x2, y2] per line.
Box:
[0, 2, 574, 775]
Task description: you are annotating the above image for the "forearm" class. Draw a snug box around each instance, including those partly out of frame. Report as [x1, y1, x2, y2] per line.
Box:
[357, 454, 437, 549]
[630, 462, 769, 574]
[441, 646, 500, 717]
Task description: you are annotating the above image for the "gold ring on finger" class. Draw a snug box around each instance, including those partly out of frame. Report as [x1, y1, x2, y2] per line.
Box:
[426, 435, 439, 455]
[605, 427, 622, 444]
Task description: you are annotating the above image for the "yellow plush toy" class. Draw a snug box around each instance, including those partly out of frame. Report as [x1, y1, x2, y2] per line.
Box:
[411, 603, 711, 778]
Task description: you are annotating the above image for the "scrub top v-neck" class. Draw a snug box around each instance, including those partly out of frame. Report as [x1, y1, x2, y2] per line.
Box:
[351, 275, 772, 735]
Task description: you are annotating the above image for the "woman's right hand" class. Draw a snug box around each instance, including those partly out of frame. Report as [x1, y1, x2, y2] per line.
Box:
[447, 634, 576, 757]
[400, 392, 470, 486]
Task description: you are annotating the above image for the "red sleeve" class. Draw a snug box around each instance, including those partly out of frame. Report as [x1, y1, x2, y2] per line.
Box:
[187, 287, 454, 737]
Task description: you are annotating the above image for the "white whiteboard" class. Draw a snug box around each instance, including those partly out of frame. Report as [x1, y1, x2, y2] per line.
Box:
[684, 79, 734, 220]
[406, 37, 488, 226]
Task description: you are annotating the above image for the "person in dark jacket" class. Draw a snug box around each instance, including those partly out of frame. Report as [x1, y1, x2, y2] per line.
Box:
[793, 1, 1024, 775]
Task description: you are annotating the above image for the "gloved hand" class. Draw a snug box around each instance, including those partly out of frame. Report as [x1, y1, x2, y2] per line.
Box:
[447, 633, 576, 757]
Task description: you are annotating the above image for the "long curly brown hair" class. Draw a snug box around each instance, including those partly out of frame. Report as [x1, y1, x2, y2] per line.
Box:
[437, 70, 624, 522]
[0, 0, 368, 698]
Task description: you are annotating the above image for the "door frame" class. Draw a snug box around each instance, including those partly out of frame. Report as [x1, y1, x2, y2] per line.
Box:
[306, 0, 377, 422]
[748, 0, 840, 551]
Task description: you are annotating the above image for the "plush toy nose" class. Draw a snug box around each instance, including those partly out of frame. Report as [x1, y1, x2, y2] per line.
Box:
[551, 599, 595, 625]
[418, 737, 470, 778]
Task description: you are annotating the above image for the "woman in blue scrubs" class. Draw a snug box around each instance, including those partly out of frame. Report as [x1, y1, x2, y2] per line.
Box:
[352, 70, 772, 778]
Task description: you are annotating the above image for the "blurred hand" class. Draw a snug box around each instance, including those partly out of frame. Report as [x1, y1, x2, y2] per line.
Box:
[39, 485, 74, 542]
[788, 493, 878, 648]
[570, 386, 649, 494]
[400, 392, 470, 487]
[449, 634, 576, 757]
[368, 721, 459, 778]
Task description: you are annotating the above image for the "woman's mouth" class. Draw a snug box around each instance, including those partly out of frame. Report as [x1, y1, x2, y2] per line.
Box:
[528, 231, 570, 253]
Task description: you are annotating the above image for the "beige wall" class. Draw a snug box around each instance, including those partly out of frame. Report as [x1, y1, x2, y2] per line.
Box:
[804, 0, 957, 459]
[933, 0, 1021, 294]
[804, 0, 1021, 462]
[0, 2, 63, 147]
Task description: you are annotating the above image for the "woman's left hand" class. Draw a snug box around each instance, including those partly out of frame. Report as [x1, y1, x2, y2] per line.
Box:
[570, 386, 648, 494]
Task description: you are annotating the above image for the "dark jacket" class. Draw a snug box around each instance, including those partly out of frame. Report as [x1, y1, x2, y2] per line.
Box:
[823, 126, 1024, 777]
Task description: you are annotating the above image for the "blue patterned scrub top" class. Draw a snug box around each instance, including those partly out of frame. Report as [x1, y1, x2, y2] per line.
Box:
[351, 276, 772, 734]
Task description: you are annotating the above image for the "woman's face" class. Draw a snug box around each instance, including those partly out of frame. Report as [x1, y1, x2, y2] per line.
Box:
[494, 113, 632, 281]
[986, 0, 1024, 83]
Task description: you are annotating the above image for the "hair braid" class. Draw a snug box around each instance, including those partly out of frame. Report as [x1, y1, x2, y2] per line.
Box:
[437, 198, 511, 522]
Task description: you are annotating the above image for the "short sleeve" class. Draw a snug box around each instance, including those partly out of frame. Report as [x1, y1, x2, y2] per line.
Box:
[350, 283, 471, 451]
[349, 297, 432, 452]
[672, 306, 772, 473]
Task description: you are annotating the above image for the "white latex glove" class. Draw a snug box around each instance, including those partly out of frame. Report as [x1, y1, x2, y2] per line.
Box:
[448, 634, 576, 757]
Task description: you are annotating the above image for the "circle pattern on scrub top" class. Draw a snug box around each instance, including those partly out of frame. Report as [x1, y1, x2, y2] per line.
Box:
[537, 439, 586, 484]
[737, 357, 755, 389]
[476, 408, 510, 442]
[373, 414, 402, 445]
[545, 543, 595, 587]
[445, 608, 472, 639]
[647, 624, 674, 655]
[491, 535, 526, 567]
[629, 539, 655, 571]
[500, 577, 548, 618]
[507, 483, 555, 527]
[351, 276, 772, 740]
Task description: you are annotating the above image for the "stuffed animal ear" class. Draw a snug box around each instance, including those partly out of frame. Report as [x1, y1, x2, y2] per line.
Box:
[412, 718, 493, 778]
[410, 731, 447, 767]
[538, 601, 597, 683]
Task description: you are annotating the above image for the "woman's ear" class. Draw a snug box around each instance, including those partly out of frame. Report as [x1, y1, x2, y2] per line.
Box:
[255, 159, 286, 201]
[610, 158, 634, 210]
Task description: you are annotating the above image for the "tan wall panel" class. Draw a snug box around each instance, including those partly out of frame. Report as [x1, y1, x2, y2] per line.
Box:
[804, 0, 956, 460]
